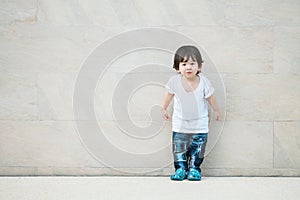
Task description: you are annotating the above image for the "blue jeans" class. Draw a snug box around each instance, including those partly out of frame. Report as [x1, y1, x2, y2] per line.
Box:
[172, 132, 207, 172]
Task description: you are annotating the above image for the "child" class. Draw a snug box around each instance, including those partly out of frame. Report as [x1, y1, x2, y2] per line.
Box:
[162, 45, 220, 181]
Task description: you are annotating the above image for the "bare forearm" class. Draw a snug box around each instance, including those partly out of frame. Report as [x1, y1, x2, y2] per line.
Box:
[162, 92, 174, 110]
[206, 95, 221, 120]
[207, 95, 219, 111]
[162, 92, 174, 120]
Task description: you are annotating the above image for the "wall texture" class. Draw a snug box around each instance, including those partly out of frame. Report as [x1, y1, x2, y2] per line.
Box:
[0, 0, 299, 176]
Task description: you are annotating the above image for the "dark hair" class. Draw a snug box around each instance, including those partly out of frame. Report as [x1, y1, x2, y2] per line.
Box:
[173, 45, 204, 74]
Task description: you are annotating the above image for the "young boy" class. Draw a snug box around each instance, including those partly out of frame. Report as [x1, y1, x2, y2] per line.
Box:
[162, 45, 220, 181]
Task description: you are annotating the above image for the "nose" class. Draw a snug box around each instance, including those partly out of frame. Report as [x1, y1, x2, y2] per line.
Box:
[186, 64, 192, 69]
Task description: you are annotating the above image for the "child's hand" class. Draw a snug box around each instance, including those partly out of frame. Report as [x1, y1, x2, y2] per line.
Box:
[162, 109, 171, 120]
[214, 111, 221, 121]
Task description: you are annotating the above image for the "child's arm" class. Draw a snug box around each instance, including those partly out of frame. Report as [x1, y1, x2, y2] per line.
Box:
[206, 95, 221, 120]
[161, 92, 174, 120]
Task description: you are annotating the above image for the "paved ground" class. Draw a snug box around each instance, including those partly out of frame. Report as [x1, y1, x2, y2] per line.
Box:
[0, 176, 299, 200]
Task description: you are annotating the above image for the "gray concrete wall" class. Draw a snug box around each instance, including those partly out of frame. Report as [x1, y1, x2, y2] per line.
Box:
[0, 0, 299, 176]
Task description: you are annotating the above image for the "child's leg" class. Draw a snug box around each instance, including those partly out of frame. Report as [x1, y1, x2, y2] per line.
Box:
[172, 132, 189, 171]
[188, 133, 207, 172]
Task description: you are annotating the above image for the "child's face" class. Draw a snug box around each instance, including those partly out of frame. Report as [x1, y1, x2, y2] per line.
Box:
[178, 57, 201, 78]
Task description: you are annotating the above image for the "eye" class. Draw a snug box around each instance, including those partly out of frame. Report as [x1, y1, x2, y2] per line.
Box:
[182, 63, 186, 66]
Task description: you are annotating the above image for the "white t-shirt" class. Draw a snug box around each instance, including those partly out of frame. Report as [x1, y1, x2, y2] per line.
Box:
[165, 73, 214, 133]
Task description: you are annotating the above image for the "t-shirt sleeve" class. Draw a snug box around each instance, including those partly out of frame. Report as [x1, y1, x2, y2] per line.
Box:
[203, 77, 215, 98]
[165, 77, 175, 94]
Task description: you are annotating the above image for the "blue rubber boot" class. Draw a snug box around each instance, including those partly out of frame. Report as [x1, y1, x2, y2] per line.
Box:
[187, 168, 201, 181]
[170, 168, 187, 181]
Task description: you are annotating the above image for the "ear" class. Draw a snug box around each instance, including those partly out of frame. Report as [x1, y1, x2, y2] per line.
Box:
[174, 68, 180, 73]
[198, 64, 202, 72]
